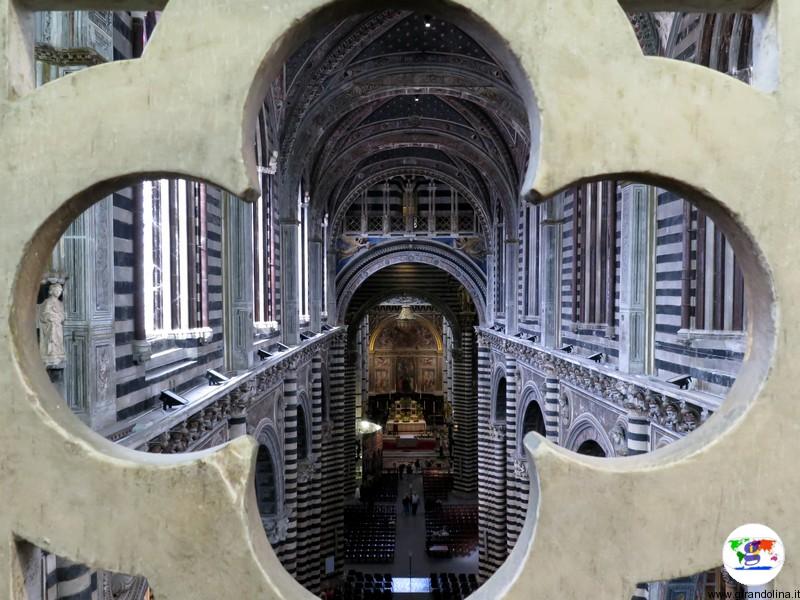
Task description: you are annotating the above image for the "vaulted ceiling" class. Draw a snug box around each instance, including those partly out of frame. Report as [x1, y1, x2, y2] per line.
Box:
[264, 9, 534, 226]
[259, 8, 661, 323]
[262, 9, 661, 229]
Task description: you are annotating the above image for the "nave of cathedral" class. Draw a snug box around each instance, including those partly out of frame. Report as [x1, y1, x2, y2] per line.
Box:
[8, 3, 766, 600]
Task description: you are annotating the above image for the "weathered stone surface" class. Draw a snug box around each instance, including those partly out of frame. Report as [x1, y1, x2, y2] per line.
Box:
[0, 0, 796, 598]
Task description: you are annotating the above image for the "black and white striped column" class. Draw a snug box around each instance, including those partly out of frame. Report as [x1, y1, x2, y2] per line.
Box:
[228, 386, 248, 439]
[442, 326, 451, 404]
[320, 336, 346, 576]
[626, 412, 650, 455]
[453, 326, 477, 494]
[476, 341, 491, 576]
[477, 342, 507, 579]
[504, 355, 525, 553]
[55, 557, 95, 599]
[343, 347, 358, 500]
[544, 364, 560, 443]
[632, 582, 649, 599]
[295, 355, 324, 593]
[43, 551, 57, 599]
[280, 365, 299, 575]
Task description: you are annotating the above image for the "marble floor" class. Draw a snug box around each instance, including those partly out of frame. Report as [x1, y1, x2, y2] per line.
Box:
[345, 471, 480, 598]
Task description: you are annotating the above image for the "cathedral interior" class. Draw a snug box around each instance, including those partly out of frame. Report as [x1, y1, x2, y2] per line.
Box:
[4, 3, 777, 600]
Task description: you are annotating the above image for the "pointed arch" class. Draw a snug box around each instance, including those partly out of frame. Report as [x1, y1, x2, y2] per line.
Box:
[563, 413, 615, 458]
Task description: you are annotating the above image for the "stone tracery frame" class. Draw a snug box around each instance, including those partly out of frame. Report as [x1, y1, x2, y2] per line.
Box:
[0, 0, 790, 599]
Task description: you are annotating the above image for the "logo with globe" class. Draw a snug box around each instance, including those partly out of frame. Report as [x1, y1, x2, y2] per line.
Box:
[722, 524, 785, 586]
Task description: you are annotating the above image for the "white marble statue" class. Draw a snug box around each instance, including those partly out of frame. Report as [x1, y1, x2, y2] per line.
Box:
[38, 282, 66, 368]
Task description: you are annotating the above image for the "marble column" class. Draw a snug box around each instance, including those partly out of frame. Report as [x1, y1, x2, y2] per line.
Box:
[477, 343, 507, 579]
[320, 335, 346, 575]
[281, 219, 301, 346]
[486, 250, 496, 326]
[540, 198, 562, 349]
[55, 557, 92, 600]
[504, 354, 525, 553]
[223, 194, 254, 371]
[452, 324, 477, 494]
[343, 346, 358, 500]
[297, 354, 323, 592]
[228, 386, 249, 439]
[326, 249, 338, 322]
[626, 388, 650, 455]
[543, 363, 560, 443]
[504, 239, 520, 335]
[442, 324, 450, 405]
[619, 183, 655, 375]
[308, 236, 323, 332]
[131, 182, 151, 365]
[279, 362, 299, 576]
[359, 318, 369, 419]
[50, 197, 117, 430]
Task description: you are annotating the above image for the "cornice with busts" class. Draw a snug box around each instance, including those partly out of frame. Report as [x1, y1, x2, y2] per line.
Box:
[477, 328, 710, 437]
[120, 328, 346, 453]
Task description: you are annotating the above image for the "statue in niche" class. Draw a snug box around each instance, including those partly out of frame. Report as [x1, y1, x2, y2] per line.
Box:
[37, 282, 66, 368]
[559, 393, 571, 428]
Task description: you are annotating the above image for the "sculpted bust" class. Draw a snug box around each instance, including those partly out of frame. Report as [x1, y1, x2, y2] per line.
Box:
[37, 282, 66, 368]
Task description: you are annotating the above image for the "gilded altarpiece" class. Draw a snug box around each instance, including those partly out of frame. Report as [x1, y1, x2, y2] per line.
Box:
[369, 313, 443, 395]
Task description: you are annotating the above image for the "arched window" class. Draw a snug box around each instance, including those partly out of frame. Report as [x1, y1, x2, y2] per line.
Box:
[142, 179, 208, 334]
[255, 445, 278, 515]
[494, 377, 507, 421]
[495, 208, 505, 314]
[298, 184, 310, 323]
[297, 404, 309, 460]
[252, 111, 278, 330]
[576, 440, 606, 457]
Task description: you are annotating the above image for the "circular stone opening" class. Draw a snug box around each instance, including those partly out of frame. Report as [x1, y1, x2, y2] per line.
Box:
[7, 2, 776, 599]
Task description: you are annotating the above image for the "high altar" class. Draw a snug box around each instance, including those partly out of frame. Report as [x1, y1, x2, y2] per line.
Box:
[385, 398, 426, 435]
